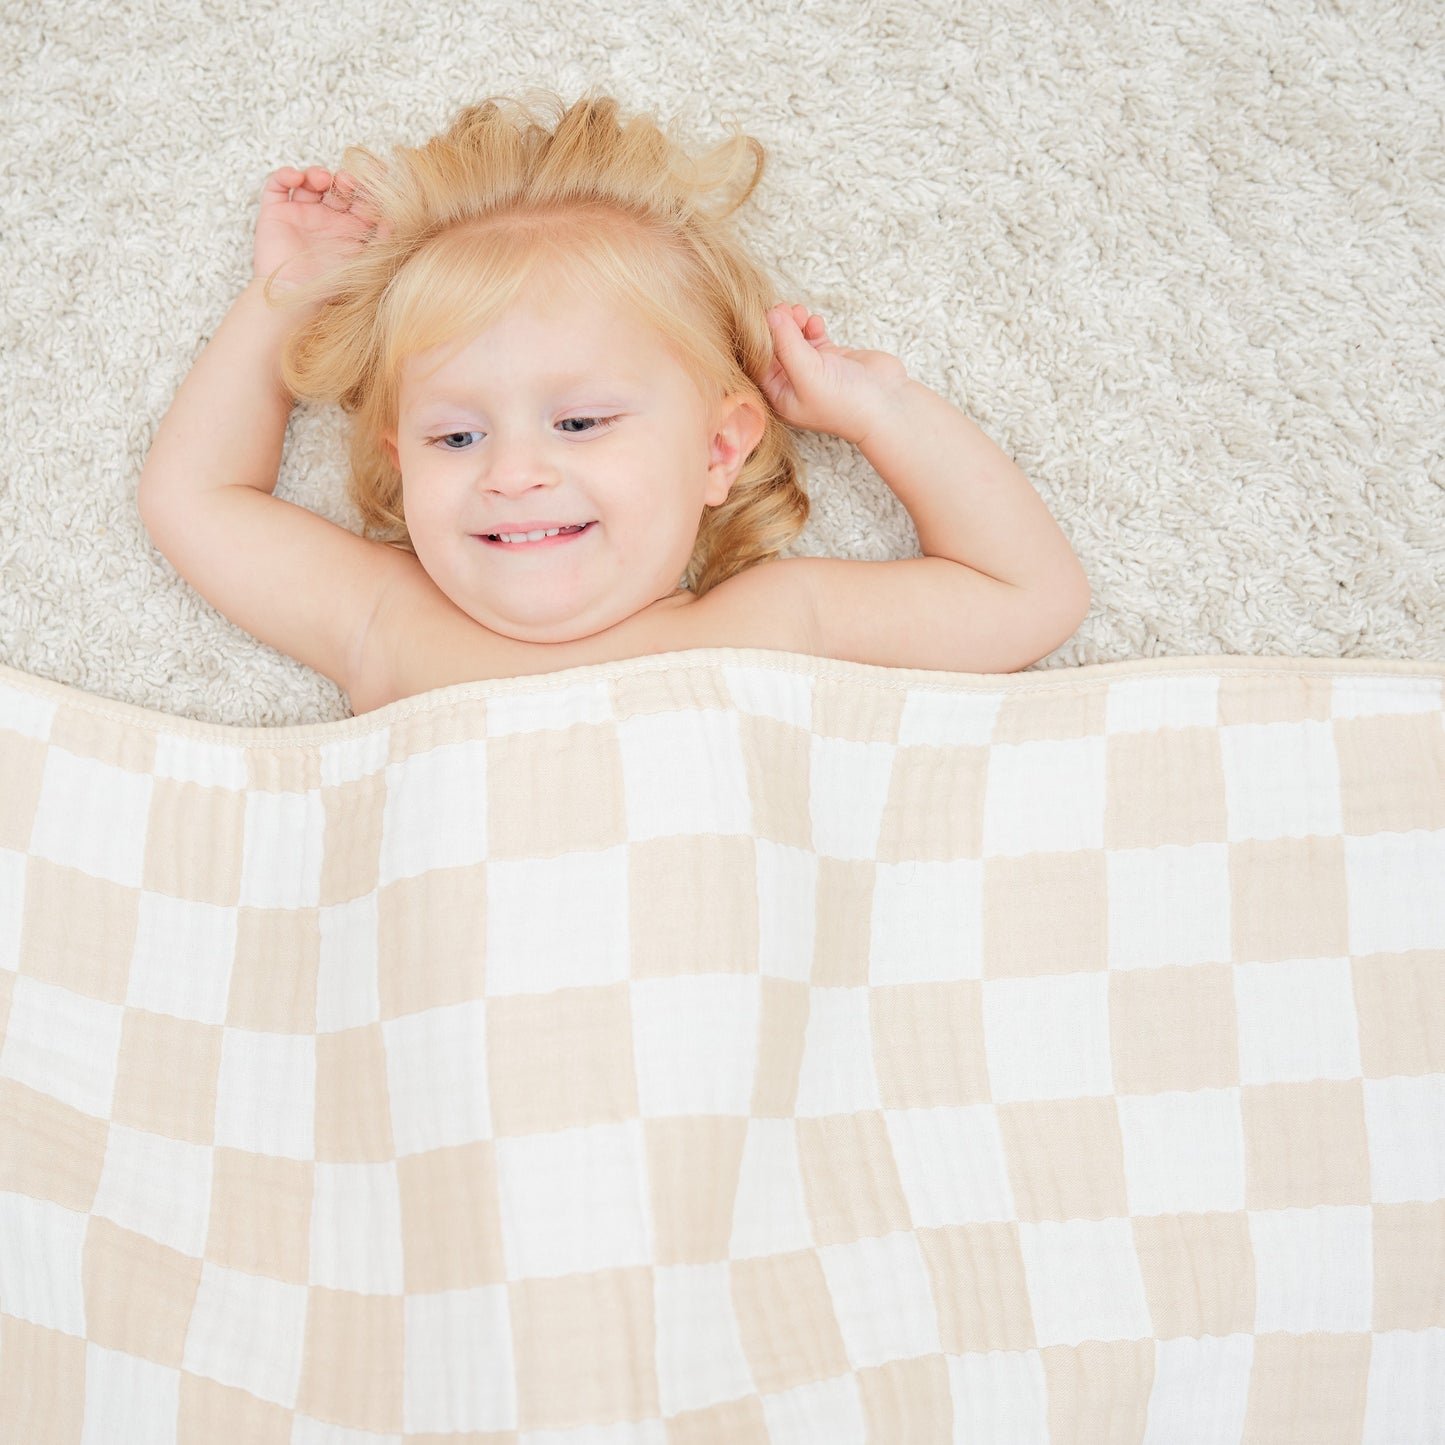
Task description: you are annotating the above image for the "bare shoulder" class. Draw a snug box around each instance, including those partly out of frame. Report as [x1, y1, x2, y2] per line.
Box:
[682, 557, 823, 655]
[351, 551, 1090, 713]
[138, 483, 419, 705]
[350, 555, 822, 714]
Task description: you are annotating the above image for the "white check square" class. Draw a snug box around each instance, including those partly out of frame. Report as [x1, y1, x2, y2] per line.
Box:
[756, 840, 816, 982]
[239, 788, 326, 908]
[819, 1230, 941, 1370]
[316, 727, 391, 786]
[378, 741, 488, 885]
[317, 893, 381, 1033]
[496, 1121, 652, 1280]
[795, 987, 881, 1116]
[1107, 844, 1232, 970]
[81, 1345, 181, 1445]
[0, 1193, 87, 1334]
[809, 735, 896, 860]
[1235, 956, 1361, 1083]
[946, 1350, 1050, 1444]
[654, 1262, 755, 1416]
[730, 1119, 814, 1260]
[1018, 1218, 1151, 1347]
[1249, 1205, 1372, 1333]
[1345, 830, 1445, 956]
[983, 735, 1107, 857]
[869, 860, 984, 983]
[152, 734, 248, 789]
[213, 1028, 316, 1160]
[1364, 1075, 1445, 1203]
[1362, 1328, 1445, 1445]
[128, 894, 237, 1025]
[1104, 675, 1219, 734]
[631, 974, 759, 1116]
[183, 1261, 308, 1407]
[982, 973, 1112, 1101]
[30, 747, 153, 887]
[92, 1124, 213, 1257]
[0, 974, 124, 1119]
[898, 688, 1001, 746]
[722, 664, 814, 729]
[885, 1104, 1015, 1225]
[1220, 719, 1343, 842]
[381, 1000, 490, 1157]
[618, 710, 751, 839]
[403, 1286, 515, 1432]
[1118, 1089, 1246, 1215]
[485, 678, 612, 734]
[761, 1372, 867, 1443]
[1141, 1334, 1253, 1445]
[309, 1161, 403, 1294]
[485, 849, 629, 995]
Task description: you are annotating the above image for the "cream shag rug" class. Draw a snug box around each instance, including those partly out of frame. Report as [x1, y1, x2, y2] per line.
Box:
[1, 0, 1441, 726]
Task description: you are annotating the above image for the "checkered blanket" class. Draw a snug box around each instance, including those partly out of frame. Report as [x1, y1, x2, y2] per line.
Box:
[2, 651, 1442, 1444]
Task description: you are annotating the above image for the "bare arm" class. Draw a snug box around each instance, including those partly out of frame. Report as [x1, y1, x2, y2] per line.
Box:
[135, 167, 400, 695]
[851, 377, 1089, 602]
[136, 279, 296, 507]
[760, 305, 1089, 672]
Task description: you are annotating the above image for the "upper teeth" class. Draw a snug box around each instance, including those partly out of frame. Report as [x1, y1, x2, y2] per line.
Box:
[496, 527, 566, 543]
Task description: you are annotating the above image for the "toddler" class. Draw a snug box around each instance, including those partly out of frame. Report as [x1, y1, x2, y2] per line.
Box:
[137, 93, 1090, 715]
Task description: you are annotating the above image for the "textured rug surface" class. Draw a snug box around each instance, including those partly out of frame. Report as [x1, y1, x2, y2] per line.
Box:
[1, 0, 1442, 727]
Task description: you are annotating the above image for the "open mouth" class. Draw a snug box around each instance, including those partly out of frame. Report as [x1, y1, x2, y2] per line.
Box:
[478, 522, 595, 548]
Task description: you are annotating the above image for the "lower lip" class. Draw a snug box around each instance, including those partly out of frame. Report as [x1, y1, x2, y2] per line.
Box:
[476, 523, 595, 550]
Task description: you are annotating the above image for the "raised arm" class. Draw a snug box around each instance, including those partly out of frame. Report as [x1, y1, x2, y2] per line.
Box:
[760, 304, 1090, 672]
[136, 167, 401, 694]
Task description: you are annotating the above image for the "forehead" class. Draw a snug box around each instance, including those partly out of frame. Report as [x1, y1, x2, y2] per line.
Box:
[398, 286, 690, 404]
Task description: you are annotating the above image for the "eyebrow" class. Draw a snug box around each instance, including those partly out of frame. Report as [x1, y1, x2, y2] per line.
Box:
[408, 371, 630, 407]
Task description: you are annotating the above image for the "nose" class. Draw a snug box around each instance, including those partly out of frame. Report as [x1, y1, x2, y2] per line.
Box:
[478, 428, 559, 498]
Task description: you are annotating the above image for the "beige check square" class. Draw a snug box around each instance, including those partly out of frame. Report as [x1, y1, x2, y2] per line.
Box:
[1243, 1079, 1372, 1209]
[0, 1078, 108, 1212]
[20, 858, 137, 1003]
[112, 1010, 222, 1144]
[487, 982, 639, 1135]
[0, 1316, 88, 1445]
[144, 777, 248, 905]
[205, 1148, 313, 1283]
[486, 721, 628, 858]
[510, 1268, 660, 1429]
[375, 862, 487, 1018]
[628, 834, 760, 976]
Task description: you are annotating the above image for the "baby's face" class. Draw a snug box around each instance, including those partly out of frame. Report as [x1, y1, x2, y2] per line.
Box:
[385, 282, 751, 643]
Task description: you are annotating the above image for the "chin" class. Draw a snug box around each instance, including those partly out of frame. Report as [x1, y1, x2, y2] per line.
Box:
[474, 603, 624, 646]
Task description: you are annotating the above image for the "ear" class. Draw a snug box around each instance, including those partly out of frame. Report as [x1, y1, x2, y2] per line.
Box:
[382, 428, 400, 470]
[704, 394, 768, 506]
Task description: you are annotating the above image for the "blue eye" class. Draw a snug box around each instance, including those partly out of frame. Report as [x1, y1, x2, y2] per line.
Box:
[435, 432, 480, 450]
[558, 416, 616, 434]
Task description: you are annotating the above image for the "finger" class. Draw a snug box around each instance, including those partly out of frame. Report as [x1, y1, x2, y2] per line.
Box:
[262, 167, 302, 198]
[293, 168, 333, 204]
[766, 306, 820, 375]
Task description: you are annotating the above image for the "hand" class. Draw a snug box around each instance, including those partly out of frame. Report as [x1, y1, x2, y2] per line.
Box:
[759, 304, 910, 446]
[252, 165, 386, 295]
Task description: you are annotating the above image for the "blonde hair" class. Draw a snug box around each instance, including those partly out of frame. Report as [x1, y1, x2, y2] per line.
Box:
[264, 91, 808, 596]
